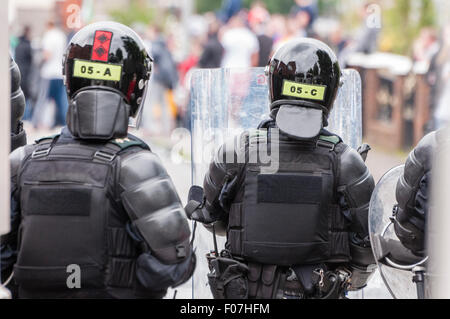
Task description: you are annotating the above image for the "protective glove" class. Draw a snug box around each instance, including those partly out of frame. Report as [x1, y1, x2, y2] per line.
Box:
[136, 250, 196, 291]
[184, 185, 216, 224]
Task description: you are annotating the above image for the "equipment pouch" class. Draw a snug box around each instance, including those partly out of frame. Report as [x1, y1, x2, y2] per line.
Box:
[207, 254, 249, 299]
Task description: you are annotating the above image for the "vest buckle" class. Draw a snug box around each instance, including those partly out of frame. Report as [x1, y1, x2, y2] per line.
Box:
[316, 139, 335, 151]
[31, 147, 51, 159]
[94, 150, 116, 162]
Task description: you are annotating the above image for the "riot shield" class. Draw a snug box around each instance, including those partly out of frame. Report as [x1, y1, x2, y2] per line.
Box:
[189, 67, 362, 298]
[369, 165, 428, 299]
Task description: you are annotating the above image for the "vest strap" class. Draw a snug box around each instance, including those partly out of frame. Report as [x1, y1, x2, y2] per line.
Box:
[316, 135, 340, 151]
[31, 134, 61, 159]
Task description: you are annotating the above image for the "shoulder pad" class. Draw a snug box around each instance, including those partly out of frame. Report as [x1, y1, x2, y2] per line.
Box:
[339, 146, 372, 184]
[119, 150, 167, 189]
[35, 134, 60, 144]
[110, 137, 149, 151]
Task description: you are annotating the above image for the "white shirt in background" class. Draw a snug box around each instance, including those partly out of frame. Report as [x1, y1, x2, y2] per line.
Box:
[221, 27, 259, 68]
[41, 28, 67, 79]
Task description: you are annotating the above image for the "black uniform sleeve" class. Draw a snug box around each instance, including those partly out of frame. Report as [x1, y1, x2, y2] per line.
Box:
[202, 133, 246, 236]
[118, 150, 195, 289]
[1, 145, 30, 280]
[10, 57, 26, 152]
[339, 146, 375, 244]
[338, 145, 376, 289]
[395, 131, 437, 256]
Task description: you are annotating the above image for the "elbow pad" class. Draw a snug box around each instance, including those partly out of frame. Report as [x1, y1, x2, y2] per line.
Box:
[394, 131, 440, 255]
[120, 151, 191, 264]
[395, 131, 437, 234]
[339, 146, 375, 238]
[10, 57, 25, 133]
[10, 57, 26, 151]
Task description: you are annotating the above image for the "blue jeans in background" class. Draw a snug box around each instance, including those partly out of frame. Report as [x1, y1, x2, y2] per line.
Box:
[48, 79, 69, 127]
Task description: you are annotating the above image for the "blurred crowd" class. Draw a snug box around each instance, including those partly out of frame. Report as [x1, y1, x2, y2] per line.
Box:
[9, 0, 450, 138]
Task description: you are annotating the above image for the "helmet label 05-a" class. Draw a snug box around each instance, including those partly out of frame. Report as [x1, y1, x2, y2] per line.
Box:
[73, 59, 122, 82]
[282, 80, 326, 101]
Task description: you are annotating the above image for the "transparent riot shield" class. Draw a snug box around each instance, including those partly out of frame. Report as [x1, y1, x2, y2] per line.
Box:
[369, 165, 428, 299]
[189, 68, 362, 298]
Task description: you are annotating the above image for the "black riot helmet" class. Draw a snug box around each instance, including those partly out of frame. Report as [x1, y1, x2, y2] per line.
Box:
[63, 21, 152, 139]
[266, 38, 341, 139]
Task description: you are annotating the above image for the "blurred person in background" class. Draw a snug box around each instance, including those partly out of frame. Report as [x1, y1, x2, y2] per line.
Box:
[272, 14, 301, 52]
[267, 14, 288, 50]
[10, 26, 19, 56]
[293, 7, 314, 38]
[329, 23, 350, 55]
[32, 20, 68, 129]
[248, 1, 273, 67]
[141, 26, 178, 137]
[177, 37, 203, 128]
[177, 13, 208, 76]
[290, 0, 318, 36]
[430, 24, 450, 130]
[198, 13, 224, 69]
[413, 28, 439, 67]
[218, 0, 242, 23]
[14, 26, 34, 121]
[220, 11, 259, 68]
[352, 1, 380, 55]
[165, 8, 188, 65]
[328, 22, 352, 67]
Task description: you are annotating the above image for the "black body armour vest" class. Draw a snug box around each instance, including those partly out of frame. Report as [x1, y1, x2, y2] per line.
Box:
[14, 134, 149, 298]
[227, 130, 351, 266]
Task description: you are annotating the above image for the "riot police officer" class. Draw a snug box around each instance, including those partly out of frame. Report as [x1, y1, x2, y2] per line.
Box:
[0, 56, 27, 298]
[10, 56, 26, 152]
[187, 38, 376, 299]
[394, 128, 449, 257]
[0, 22, 195, 298]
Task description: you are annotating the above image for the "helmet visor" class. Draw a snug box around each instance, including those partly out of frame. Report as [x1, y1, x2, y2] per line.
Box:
[128, 77, 150, 129]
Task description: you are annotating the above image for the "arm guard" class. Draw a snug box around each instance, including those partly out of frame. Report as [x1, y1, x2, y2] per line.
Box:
[339, 145, 375, 246]
[118, 150, 192, 265]
[338, 145, 376, 289]
[10, 57, 26, 152]
[202, 133, 246, 236]
[1, 145, 30, 279]
[395, 131, 437, 255]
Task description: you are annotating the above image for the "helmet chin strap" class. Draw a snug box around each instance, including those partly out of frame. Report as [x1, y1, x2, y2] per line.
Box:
[269, 99, 330, 127]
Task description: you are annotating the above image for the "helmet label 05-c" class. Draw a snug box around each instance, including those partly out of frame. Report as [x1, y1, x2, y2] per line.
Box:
[73, 59, 122, 82]
[282, 80, 326, 101]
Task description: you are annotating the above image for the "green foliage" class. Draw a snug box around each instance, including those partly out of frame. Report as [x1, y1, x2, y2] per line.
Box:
[196, 0, 293, 14]
[418, 0, 436, 28]
[381, 0, 436, 55]
[195, 0, 222, 13]
[195, 0, 342, 16]
[109, 0, 155, 27]
[243, 0, 293, 14]
[317, 0, 340, 16]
